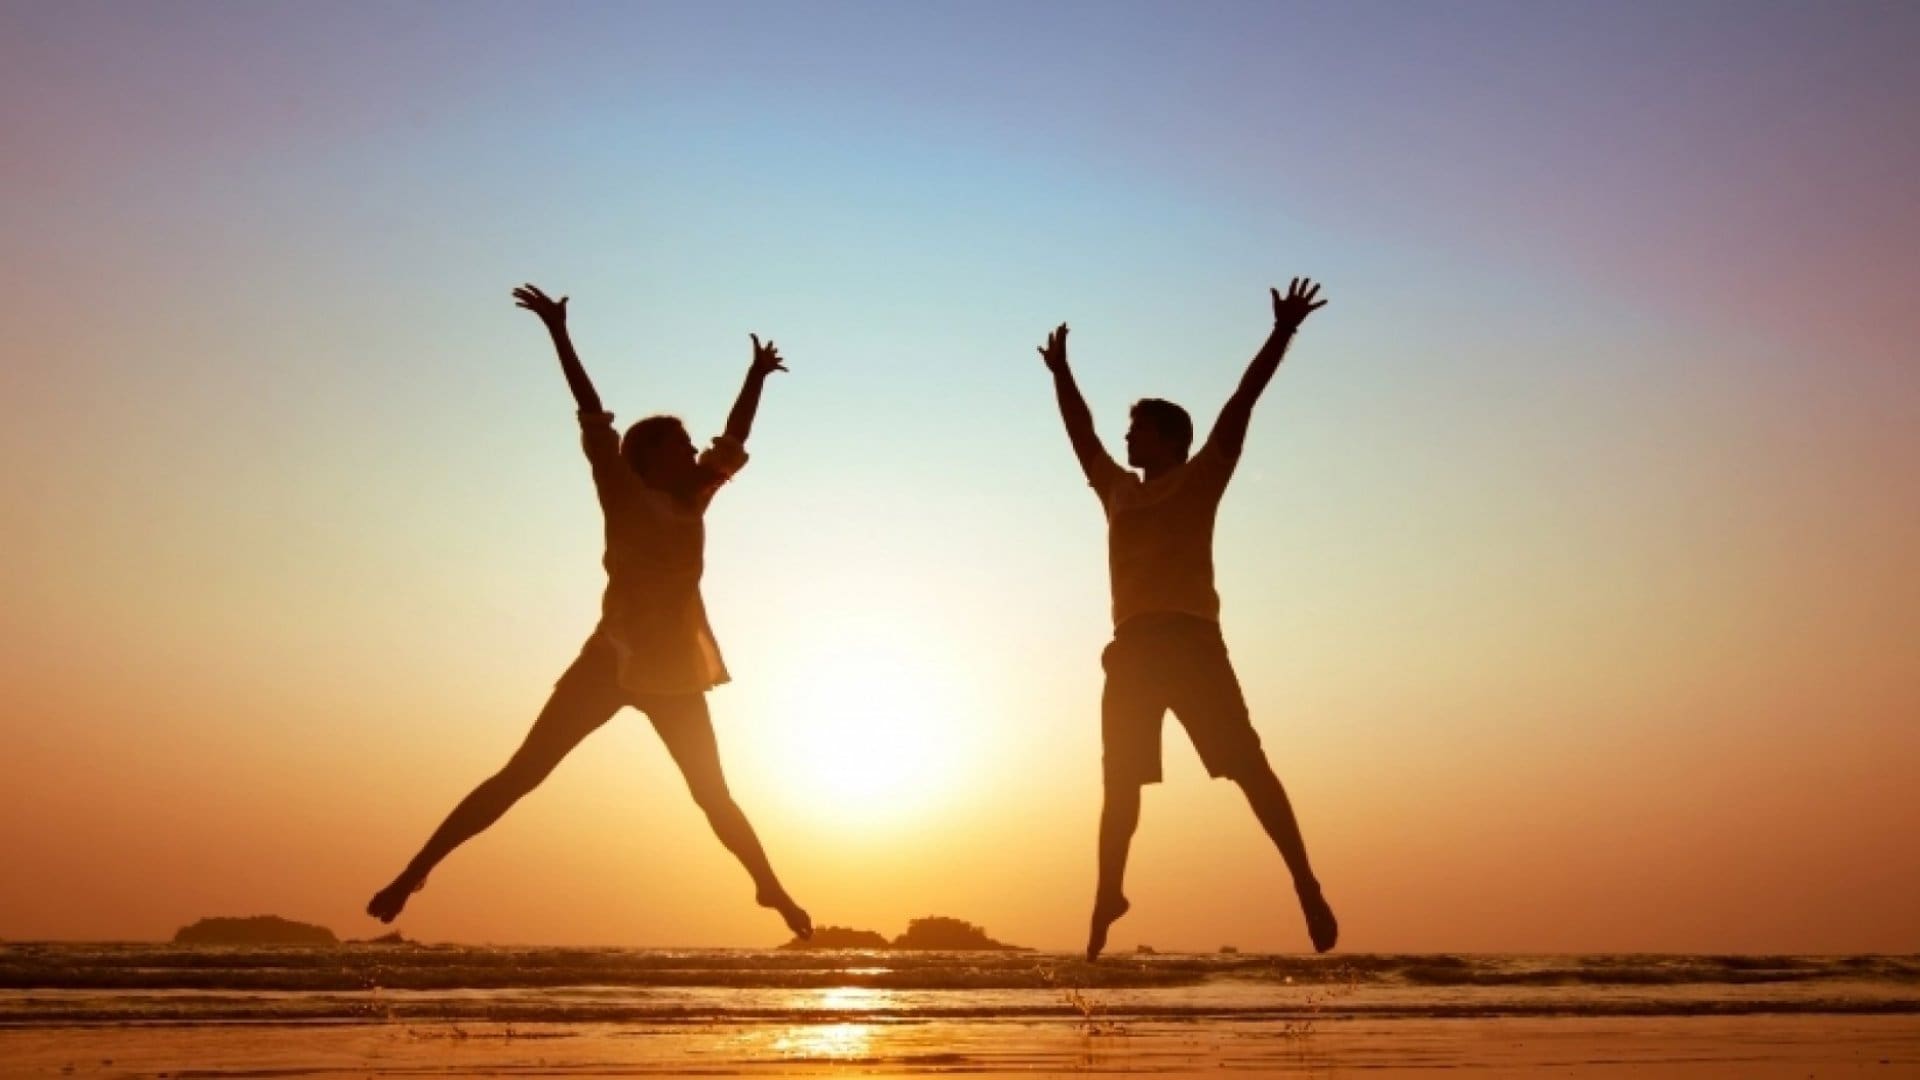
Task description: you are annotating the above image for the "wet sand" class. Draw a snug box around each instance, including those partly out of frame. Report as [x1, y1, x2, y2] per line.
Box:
[3, 1014, 1914, 1077]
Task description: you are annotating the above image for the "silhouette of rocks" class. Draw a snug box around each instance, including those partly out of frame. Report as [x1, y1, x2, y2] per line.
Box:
[892, 916, 1022, 951]
[173, 916, 337, 946]
[781, 916, 1025, 951]
[781, 926, 890, 950]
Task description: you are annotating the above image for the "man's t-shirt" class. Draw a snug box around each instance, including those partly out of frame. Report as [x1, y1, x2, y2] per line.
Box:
[579, 410, 747, 697]
[1088, 441, 1239, 629]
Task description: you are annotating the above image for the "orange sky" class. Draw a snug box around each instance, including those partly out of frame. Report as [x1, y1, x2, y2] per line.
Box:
[1, 3, 1916, 952]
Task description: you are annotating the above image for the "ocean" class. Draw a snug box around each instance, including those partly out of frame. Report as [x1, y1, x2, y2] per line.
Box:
[4, 945, 1915, 1026]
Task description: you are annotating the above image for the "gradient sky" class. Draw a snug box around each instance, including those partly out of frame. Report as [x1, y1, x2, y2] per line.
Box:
[2, 1, 1916, 953]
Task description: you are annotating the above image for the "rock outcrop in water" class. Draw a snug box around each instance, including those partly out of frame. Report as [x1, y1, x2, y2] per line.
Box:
[173, 916, 338, 946]
[781, 925, 891, 949]
[892, 916, 1020, 950]
[782, 915, 1025, 951]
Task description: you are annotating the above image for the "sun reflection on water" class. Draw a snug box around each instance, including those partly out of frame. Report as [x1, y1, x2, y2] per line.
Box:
[765, 987, 898, 1061]
[771, 1021, 874, 1060]
[815, 986, 888, 1012]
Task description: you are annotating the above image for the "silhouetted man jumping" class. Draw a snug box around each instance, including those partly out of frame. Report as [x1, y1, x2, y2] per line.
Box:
[367, 284, 811, 940]
[1040, 278, 1337, 960]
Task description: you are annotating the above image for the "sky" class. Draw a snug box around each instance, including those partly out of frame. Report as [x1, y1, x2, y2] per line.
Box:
[1, 0, 1916, 953]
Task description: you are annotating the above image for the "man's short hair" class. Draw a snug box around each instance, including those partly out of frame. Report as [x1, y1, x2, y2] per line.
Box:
[621, 414, 687, 474]
[1131, 398, 1194, 457]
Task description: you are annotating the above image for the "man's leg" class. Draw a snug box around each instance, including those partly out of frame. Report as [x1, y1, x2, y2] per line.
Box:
[367, 638, 625, 923]
[1089, 780, 1141, 961]
[1090, 635, 1163, 961]
[1172, 624, 1339, 953]
[1235, 759, 1337, 952]
[1235, 760, 1315, 888]
[643, 693, 812, 939]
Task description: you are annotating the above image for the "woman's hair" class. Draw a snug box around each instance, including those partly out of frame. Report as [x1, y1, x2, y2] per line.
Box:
[620, 415, 722, 504]
[620, 414, 688, 475]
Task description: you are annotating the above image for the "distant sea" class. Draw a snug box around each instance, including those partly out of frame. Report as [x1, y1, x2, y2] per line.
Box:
[4, 946, 1916, 1025]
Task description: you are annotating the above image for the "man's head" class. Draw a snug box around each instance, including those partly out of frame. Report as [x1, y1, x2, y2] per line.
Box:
[622, 415, 701, 494]
[1126, 398, 1193, 471]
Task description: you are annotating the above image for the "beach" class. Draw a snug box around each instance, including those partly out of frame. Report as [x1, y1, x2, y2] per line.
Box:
[3, 1015, 1914, 1077]
[2, 946, 1914, 1076]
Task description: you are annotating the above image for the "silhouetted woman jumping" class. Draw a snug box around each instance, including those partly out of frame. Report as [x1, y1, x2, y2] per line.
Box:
[367, 284, 811, 939]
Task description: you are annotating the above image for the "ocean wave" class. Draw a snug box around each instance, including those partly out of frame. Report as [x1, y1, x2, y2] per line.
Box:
[5, 994, 1918, 1025]
[1, 946, 1915, 996]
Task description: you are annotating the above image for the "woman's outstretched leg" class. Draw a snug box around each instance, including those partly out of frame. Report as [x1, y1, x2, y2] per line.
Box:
[367, 638, 626, 922]
[644, 693, 812, 939]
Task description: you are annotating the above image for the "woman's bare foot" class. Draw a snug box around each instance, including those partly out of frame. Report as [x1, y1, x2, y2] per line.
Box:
[1299, 884, 1338, 953]
[758, 887, 812, 940]
[366, 872, 425, 924]
[1086, 892, 1130, 961]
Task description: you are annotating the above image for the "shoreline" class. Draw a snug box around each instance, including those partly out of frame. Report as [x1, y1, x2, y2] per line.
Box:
[2, 1014, 1914, 1077]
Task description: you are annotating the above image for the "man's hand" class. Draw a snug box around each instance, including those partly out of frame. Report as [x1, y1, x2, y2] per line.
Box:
[1040, 320, 1115, 489]
[1209, 279, 1326, 457]
[748, 334, 788, 378]
[1271, 278, 1327, 331]
[512, 283, 569, 328]
[1038, 322, 1070, 373]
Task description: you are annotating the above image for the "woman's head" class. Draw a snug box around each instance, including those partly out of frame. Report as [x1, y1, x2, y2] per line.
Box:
[621, 415, 700, 492]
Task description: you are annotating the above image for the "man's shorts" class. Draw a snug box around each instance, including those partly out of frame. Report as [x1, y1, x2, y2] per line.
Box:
[1101, 613, 1264, 786]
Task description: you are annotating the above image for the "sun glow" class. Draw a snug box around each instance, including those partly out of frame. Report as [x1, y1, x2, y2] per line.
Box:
[755, 632, 980, 829]
[770, 1022, 876, 1061]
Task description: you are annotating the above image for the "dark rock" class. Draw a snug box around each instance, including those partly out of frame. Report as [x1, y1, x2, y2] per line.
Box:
[173, 916, 337, 946]
[891, 916, 1023, 951]
[781, 926, 891, 950]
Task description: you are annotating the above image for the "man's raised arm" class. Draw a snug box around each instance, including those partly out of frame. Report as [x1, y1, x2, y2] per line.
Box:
[1206, 278, 1328, 458]
[512, 283, 603, 416]
[1040, 323, 1122, 490]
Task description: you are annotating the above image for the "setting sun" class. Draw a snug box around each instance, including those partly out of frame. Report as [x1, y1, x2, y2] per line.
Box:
[757, 633, 981, 830]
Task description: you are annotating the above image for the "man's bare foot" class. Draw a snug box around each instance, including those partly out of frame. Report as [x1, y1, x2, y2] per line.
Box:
[1086, 893, 1130, 962]
[758, 887, 812, 940]
[366, 873, 425, 924]
[1299, 884, 1338, 953]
